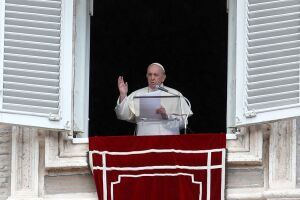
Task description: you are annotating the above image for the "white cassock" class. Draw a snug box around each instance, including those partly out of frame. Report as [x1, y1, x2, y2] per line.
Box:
[115, 86, 193, 136]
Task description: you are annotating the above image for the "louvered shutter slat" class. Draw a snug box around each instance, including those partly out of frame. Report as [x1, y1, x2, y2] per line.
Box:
[6, 18, 60, 30]
[249, 12, 300, 26]
[249, 0, 275, 4]
[3, 103, 59, 115]
[249, 19, 300, 33]
[6, 4, 61, 16]
[248, 90, 299, 104]
[4, 61, 59, 72]
[5, 47, 59, 58]
[249, 4, 300, 19]
[246, 0, 300, 112]
[249, 0, 300, 11]
[248, 68, 299, 82]
[4, 74, 59, 87]
[248, 47, 300, 61]
[5, 11, 60, 23]
[247, 76, 298, 91]
[248, 62, 299, 75]
[6, 0, 61, 8]
[4, 53, 59, 65]
[248, 55, 299, 68]
[4, 82, 59, 94]
[249, 12, 300, 25]
[3, 96, 58, 108]
[249, 33, 300, 47]
[5, 25, 60, 37]
[5, 39, 60, 51]
[248, 40, 300, 54]
[247, 97, 299, 110]
[249, 26, 300, 40]
[4, 89, 59, 101]
[248, 83, 299, 96]
[4, 68, 59, 79]
[6, 32, 60, 44]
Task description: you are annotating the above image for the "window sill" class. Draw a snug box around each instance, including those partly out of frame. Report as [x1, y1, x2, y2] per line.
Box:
[226, 133, 237, 140]
[73, 137, 89, 144]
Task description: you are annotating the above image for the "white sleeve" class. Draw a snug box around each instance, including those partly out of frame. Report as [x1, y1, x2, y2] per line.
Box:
[168, 113, 192, 129]
[178, 93, 192, 115]
[171, 95, 192, 129]
[115, 96, 135, 122]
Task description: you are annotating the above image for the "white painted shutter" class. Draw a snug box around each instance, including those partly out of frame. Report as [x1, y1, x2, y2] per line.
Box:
[0, 0, 73, 130]
[235, 0, 300, 126]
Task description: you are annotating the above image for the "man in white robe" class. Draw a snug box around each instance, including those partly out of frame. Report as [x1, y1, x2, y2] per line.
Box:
[115, 63, 193, 136]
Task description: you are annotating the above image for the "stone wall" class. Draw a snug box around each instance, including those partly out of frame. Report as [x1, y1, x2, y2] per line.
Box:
[226, 120, 300, 200]
[1, 120, 300, 199]
[0, 126, 11, 200]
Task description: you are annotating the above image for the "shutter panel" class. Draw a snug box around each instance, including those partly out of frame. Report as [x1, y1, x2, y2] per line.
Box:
[235, 0, 300, 126]
[0, 0, 73, 130]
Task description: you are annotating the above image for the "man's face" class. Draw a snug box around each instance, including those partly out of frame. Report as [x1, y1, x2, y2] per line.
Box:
[146, 64, 166, 89]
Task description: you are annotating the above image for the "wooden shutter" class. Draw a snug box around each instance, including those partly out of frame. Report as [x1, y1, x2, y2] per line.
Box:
[0, 0, 73, 130]
[235, 0, 300, 126]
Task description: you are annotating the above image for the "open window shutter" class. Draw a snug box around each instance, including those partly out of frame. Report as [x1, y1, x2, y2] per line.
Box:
[0, 0, 73, 130]
[235, 0, 300, 126]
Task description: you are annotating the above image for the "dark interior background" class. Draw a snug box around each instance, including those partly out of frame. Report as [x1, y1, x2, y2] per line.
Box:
[89, 0, 228, 136]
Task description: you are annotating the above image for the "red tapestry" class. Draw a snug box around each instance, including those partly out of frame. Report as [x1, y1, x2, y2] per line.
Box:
[89, 133, 226, 200]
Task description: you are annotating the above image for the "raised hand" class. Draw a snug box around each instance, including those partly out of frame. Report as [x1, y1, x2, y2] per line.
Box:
[118, 76, 128, 103]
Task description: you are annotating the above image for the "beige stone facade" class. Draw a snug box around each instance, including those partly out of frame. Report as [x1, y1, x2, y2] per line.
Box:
[0, 119, 299, 199]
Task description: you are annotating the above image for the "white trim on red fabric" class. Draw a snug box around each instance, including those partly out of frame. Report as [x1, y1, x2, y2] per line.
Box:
[207, 152, 211, 200]
[110, 173, 203, 200]
[90, 148, 224, 155]
[102, 152, 107, 200]
[93, 165, 223, 171]
[90, 148, 226, 200]
[221, 148, 226, 199]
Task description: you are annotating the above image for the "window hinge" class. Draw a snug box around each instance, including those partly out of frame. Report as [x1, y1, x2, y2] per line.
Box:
[89, 0, 94, 16]
[245, 110, 256, 118]
[49, 113, 61, 121]
[228, 127, 241, 134]
[64, 121, 71, 130]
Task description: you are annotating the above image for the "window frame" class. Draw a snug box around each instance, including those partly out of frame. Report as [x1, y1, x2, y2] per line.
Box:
[72, 0, 91, 140]
[227, 0, 238, 138]
[228, 0, 300, 132]
[0, 0, 74, 130]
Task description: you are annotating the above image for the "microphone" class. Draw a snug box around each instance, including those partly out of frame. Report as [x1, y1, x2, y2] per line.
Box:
[155, 85, 169, 93]
[155, 85, 191, 110]
[155, 85, 192, 134]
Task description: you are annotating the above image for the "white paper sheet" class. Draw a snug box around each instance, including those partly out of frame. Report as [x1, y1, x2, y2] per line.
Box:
[139, 91, 161, 120]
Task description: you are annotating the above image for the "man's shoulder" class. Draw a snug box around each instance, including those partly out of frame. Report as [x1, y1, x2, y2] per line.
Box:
[135, 87, 148, 92]
[128, 87, 148, 97]
[164, 86, 181, 95]
[133, 87, 148, 94]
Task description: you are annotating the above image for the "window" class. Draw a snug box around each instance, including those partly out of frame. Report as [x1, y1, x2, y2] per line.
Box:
[228, 0, 300, 128]
[89, 0, 228, 136]
[0, 0, 89, 135]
